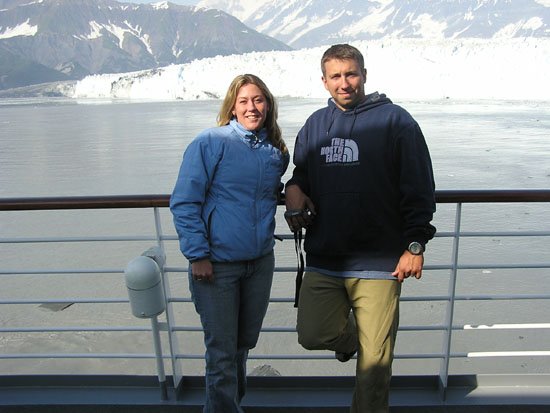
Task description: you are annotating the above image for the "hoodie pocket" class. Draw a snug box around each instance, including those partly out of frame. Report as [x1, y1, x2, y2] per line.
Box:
[203, 204, 217, 247]
[306, 192, 381, 255]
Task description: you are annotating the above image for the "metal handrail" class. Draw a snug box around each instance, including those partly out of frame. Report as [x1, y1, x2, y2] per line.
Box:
[0, 194, 169, 210]
[1, 189, 550, 211]
[1, 189, 550, 399]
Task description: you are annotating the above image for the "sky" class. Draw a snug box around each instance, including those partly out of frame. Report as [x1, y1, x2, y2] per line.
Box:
[121, 0, 201, 5]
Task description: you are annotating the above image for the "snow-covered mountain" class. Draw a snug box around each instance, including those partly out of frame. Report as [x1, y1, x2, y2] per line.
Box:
[0, 0, 290, 89]
[197, 0, 550, 48]
[3, 0, 549, 100]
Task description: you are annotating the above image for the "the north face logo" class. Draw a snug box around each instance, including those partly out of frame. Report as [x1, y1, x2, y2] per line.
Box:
[320, 138, 359, 164]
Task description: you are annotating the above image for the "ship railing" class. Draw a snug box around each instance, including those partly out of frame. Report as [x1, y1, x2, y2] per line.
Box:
[1, 190, 550, 402]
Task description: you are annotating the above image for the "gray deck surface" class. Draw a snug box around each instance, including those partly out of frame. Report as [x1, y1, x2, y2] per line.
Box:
[1, 374, 550, 412]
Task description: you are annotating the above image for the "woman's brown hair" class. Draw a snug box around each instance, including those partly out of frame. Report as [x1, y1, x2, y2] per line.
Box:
[217, 74, 287, 155]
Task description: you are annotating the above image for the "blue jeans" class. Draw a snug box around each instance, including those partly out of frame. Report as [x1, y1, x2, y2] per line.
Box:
[189, 251, 275, 413]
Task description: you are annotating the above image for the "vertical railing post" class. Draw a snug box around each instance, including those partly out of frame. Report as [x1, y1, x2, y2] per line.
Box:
[151, 315, 168, 400]
[153, 207, 183, 388]
[438, 202, 462, 400]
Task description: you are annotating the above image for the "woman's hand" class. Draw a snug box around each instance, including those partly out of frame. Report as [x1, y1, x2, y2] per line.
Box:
[192, 258, 214, 283]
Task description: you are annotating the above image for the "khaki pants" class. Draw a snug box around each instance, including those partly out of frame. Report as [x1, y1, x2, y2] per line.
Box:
[297, 271, 401, 413]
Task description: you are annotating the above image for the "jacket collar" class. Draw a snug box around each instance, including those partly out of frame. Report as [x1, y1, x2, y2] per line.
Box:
[230, 119, 268, 147]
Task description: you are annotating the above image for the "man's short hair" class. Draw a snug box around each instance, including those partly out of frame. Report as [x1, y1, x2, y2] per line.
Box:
[321, 44, 365, 76]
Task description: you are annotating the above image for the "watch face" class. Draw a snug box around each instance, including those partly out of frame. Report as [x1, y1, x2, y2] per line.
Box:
[408, 242, 423, 255]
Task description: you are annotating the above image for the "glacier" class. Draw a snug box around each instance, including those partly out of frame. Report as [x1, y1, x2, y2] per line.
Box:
[72, 38, 550, 101]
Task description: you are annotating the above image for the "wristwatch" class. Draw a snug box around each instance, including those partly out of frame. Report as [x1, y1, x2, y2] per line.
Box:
[407, 241, 424, 255]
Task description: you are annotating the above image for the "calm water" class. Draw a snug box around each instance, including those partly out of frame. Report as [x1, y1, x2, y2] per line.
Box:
[1, 97, 550, 377]
[1, 97, 550, 197]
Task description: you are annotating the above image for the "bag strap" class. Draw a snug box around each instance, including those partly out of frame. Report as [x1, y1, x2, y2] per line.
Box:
[293, 228, 304, 308]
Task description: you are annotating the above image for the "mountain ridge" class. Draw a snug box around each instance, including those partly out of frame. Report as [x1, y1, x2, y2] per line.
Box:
[0, 0, 290, 89]
[197, 0, 550, 48]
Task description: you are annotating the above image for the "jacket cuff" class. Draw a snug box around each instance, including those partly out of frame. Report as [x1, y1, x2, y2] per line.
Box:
[189, 256, 210, 264]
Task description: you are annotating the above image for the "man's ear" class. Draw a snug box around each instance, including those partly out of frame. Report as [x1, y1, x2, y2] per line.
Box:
[321, 76, 329, 91]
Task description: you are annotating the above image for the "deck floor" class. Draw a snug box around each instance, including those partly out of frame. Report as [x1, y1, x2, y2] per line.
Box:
[1, 374, 550, 412]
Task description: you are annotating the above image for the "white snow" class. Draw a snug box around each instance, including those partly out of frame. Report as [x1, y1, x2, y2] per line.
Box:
[107, 22, 132, 49]
[124, 21, 153, 55]
[493, 18, 545, 38]
[412, 13, 448, 39]
[72, 38, 550, 101]
[341, 5, 395, 37]
[75, 20, 153, 55]
[522, 17, 544, 31]
[81, 21, 103, 40]
[278, 11, 345, 45]
[0, 19, 38, 39]
[197, 0, 272, 23]
[172, 31, 183, 58]
[152, 1, 169, 10]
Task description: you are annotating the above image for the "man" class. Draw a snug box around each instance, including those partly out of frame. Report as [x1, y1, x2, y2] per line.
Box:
[284, 44, 436, 412]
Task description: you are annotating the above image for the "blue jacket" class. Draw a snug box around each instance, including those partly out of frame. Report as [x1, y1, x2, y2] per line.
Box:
[286, 93, 436, 273]
[171, 119, 289, 263]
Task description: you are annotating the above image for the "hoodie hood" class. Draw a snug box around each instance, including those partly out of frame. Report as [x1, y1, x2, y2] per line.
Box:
[327, 92, 392, 138]
[328, 91, 392, 115]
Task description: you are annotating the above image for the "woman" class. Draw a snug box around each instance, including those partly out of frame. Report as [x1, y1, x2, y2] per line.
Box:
[170, 74, 289, 412]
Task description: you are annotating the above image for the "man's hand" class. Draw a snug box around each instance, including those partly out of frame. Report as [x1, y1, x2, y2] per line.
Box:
[284, 184, 316, 232]
[192, 258, 214, 283]
[392, 251, 424, 283]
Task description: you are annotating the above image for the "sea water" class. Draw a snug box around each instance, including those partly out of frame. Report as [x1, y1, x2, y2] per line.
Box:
[1, 98, 549, 197]
[1, 98, 550, 377]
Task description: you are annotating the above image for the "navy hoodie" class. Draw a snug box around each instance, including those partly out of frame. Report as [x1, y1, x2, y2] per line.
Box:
[286, 92, 436, 273]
